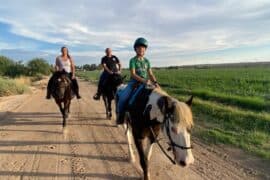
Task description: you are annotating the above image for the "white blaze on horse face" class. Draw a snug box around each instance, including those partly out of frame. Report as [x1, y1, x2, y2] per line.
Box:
[147, 93, 164, 122]
[169, 123, 194, 166]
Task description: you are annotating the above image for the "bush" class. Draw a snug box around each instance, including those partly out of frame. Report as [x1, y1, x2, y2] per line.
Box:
[27, 58, 51, 76]
[0, 76, 29, 96]
[4, 63, 28, 78]
[0, 56, 14, 76]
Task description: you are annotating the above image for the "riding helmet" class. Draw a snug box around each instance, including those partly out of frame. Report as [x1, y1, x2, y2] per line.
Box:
[134, 37, 148, 50]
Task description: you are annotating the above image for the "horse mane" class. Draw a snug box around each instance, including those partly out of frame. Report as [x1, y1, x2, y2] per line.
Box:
[153, 88, 193, 129]
[174, 101, 193, 129]
[153, 87, 168, 96]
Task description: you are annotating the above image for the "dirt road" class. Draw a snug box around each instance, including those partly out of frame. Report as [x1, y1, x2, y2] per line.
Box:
[0, 80, 269, 179]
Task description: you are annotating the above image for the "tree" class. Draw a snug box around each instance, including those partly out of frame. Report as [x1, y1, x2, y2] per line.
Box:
[0, 56, 14, 76]
[4, 63, 28, 78]
[82, 64, 98, 71]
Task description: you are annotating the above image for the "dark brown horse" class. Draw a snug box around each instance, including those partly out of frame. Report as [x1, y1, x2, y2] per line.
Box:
[101, 73, 124, 119]
[117, 86, 194, 180]
[51, 71, 74, 127]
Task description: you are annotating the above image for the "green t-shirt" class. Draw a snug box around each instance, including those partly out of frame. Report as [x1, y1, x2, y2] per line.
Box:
[129, 56, 151, 79]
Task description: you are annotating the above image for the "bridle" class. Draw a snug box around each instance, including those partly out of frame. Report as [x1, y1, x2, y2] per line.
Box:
[149, 111, 193, 165]
[164, 113, 193, 150]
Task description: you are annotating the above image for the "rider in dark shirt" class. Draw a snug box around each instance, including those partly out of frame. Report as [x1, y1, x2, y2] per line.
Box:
[93, 48, 121, 100]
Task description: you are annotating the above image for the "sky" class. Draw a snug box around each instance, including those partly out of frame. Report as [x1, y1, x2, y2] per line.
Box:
[1, 0, 270, 67]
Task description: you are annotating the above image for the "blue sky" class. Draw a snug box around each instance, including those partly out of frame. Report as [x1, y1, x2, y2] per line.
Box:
[1, 0, 270, 67]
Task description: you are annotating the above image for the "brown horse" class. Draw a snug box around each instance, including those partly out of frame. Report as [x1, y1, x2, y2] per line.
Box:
[51, 71, 74, 127]
[117, 86, 194, 180]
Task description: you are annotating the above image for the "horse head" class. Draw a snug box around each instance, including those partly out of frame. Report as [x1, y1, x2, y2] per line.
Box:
[54, 71, 71, 99]
[148, 90, 194, 167]
[108, 73, 126, 89]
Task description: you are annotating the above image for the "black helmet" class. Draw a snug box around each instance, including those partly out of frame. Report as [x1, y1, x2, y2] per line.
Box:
[133, 37, 148, 50]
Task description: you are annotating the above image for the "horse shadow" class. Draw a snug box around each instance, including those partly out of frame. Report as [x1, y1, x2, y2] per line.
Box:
[0, 111, 115, 127]
[0, 111, 139, 179]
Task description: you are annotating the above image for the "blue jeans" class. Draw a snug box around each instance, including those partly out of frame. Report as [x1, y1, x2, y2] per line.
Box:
[116, 79, 145, 114]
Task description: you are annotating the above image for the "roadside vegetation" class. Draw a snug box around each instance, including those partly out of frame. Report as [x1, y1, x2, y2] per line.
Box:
[0, 55, 52, 97]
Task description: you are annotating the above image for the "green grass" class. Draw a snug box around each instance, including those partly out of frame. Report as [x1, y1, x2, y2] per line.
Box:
[77, 66, 270, 159]
[77, 70, 101, 83]
[0, 76, 30, 96]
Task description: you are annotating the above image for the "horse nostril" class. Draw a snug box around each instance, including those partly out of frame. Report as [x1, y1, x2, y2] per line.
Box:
[179, 160, 186, 167]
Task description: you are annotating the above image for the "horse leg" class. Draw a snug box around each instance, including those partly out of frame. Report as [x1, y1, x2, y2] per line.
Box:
[108, 97, 112, 119]
[59, 102, 66, 127]
[57, 101, 64, 117]
[145, 141, 154, 162]
[62, 100, 69, 127]
[102, 95, 108, 118]
[126, 124, 136, 163]
[134, 138, 150, 180]
[67, 100, 71, 117]
[64, 100, 70, 118]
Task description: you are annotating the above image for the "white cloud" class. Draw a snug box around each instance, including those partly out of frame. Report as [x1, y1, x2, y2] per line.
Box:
[1, 0, 270, 66]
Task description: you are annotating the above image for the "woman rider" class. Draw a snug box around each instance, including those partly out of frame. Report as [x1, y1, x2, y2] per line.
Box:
[46, 46, 81, 99]
[116, 37, 160, 124]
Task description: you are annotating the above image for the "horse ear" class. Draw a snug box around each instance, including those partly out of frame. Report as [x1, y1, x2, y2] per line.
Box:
[185, 95, 193, 107]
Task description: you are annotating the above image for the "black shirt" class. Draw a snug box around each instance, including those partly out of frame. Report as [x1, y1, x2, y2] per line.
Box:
[101, 55, 120, 72]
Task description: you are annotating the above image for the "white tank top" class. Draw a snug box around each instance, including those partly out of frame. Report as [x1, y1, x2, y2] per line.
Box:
[56, 56, 71, 73]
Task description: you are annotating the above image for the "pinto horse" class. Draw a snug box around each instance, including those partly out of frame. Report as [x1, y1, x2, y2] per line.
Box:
[117, 86, 194, 180]
[51, 71, 74, 127]
[101, 73, 124, 119]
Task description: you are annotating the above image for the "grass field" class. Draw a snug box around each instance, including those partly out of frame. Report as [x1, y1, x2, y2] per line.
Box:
[0, 76, 30, 97]
[77, 66, 270, 159]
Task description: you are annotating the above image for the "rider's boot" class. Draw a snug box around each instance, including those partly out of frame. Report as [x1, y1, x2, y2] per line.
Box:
[93, 92, 101, 100]
[46, 91, 51, 99]
[72, 79, 81, 99]
[76, 94, 82, 99]
[74, 89, 81, 99]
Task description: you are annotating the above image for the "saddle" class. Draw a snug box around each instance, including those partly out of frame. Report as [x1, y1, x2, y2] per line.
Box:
[127, 85, 153, 124]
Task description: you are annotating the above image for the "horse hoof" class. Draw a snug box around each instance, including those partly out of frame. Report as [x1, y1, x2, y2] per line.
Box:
[144, 174, 150, 180]
[129, 157, 136, 163]
[106, 114, 112, 120]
